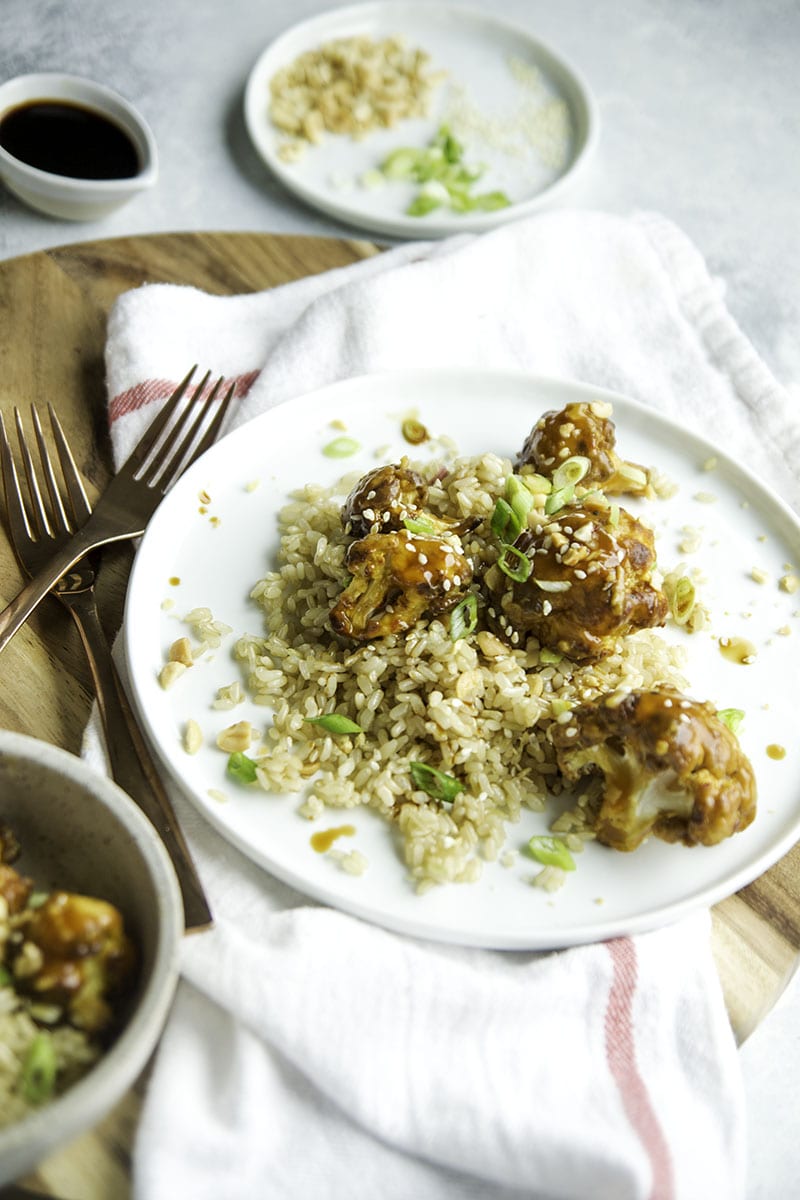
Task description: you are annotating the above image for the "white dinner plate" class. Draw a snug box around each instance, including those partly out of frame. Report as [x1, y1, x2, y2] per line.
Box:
[124, 369, 800, 949]
[243, 3, 598, 238]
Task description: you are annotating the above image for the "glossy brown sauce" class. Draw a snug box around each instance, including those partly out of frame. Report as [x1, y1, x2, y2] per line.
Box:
[0, 100, 140, 180]
[718, 636, 757, 664]
[310, 824, 356, 853]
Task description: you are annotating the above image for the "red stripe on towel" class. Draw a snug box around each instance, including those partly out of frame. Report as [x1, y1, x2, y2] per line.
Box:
[108, 369, 260, 425]
[604, 938, 675, 1200]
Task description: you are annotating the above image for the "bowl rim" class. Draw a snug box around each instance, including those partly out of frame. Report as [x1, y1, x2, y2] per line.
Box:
[0, 71, 158, 194]
[0, 730, 183, 1181]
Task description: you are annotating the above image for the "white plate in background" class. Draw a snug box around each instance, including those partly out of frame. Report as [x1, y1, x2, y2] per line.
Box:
[124, 369, 800, 949]
[243, 3, 598, 238]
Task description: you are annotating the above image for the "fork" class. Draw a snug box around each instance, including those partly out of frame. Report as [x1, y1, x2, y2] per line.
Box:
[0, 402, 214, 933]
[0, 365, 234, 656]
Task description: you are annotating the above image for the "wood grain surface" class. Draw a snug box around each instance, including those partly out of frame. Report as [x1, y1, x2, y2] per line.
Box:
[0, 230, 797, 1199]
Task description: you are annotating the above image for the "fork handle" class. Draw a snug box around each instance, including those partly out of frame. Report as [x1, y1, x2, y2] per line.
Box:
[0, 524, 126, 655]
[62, 589, 213, 933]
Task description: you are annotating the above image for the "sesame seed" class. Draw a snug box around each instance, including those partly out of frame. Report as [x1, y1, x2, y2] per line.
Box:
[418, 553, 428, 565]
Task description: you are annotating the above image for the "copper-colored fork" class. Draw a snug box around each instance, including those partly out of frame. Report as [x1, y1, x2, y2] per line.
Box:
[0, 391, 223, 933]
[0, 366, 234, 656]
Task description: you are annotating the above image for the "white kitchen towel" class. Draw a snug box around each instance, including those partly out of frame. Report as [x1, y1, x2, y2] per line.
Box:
[94, 208, 790, 1200]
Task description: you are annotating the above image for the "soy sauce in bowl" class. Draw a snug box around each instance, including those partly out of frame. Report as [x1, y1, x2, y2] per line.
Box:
[0, 100, 140, 180]
[0, 73, 157, 219]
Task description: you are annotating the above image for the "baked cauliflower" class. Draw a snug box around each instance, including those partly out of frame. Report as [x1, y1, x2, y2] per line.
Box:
[551, 688, 757, 852]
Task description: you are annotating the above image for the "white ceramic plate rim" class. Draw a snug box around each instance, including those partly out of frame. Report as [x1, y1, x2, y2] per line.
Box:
[124, 368, 800, 949]
[243, 2, 599, 238]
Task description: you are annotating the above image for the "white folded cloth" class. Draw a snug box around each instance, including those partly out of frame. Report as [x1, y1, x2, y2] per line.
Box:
[92, 208, 799, 1200]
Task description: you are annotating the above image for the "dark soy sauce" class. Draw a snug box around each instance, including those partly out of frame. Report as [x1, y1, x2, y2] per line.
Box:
[0, 100, 140, 180]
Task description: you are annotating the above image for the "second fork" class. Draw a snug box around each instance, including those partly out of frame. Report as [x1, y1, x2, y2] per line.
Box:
[0, 403, 213, 932]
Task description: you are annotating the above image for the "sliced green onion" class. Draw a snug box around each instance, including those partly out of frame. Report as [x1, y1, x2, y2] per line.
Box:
[609, 504, 620, 528]
[407, 192, 444, 217]
[521, 472, 552, 496]
[491, 497, 522, 543]
[436, 124, 464, 162]
[552, 456, 591, 491]
[526, 835, 576, 871]
[21, 1033, 58, 1104]
[616, 462, 648, 488]
[717, 708, 745, 734]
[472, 190, 511, 211]
[227, 752, 258, 784]
[379, 125, 510, 218]
[450, 592, 478, 641]
[27, 891, 49, 909]
[381, 147, 423, 179]
[401, 417, 428, 445]
[403, 515, 435, 535]
[538, 648, 562, 665]
[544, 483, 575, 515]
[322, 436, 360, 458]
[497, 544, 532, 583]
[505, 475, 533, 526]
[670, 576, 696, 625]
[409, 761, 464, 803]
[305, 714, 363, 735]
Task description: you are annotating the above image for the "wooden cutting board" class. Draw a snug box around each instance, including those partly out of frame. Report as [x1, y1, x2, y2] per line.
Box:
[0, 230, 798, 1199]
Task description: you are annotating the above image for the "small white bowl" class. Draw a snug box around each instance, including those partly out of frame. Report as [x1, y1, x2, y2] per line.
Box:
[0, 73, 158, 220]
[0, 730, 182, 1185]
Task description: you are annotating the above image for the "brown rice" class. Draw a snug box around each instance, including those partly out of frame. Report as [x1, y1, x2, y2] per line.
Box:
[235, 453, 686, 890]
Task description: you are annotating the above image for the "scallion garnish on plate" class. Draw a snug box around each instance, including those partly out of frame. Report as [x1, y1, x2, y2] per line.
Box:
[409, 761, 464, 802]
[322, 436, 360, 458]
[377, 124, 512, 218]
[526, 835, 576, 871]
[227, 752, 259, 784]
[497, 543, 532, 583]
[305, 714, 363, 735]
[450, 592, 478, 641]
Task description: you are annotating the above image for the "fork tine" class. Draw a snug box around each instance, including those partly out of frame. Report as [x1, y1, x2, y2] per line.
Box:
[15, 408, 56, 540]
[48, 403, 92, 527]
[125, 365, 204, 474]
[144, 376, 235, 489]
[0, 411, 34, 544]
[30, 405, 73, 537]
[141, 375, 223, 487]
[150, 378, 236, 491]
[184, 380, 236, 468]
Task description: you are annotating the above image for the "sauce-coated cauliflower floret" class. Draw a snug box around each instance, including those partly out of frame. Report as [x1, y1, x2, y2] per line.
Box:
[342, 462, 478, 539]
[485, 498, 668, 661]
[518, 401, 651, 496]
[551, 688, 757, 852]
[329, 531, 472, 641]
[15, 891, 136, 1033]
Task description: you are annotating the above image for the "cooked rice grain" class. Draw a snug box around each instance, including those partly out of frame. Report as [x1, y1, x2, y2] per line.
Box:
[0, 987, 98, 1128]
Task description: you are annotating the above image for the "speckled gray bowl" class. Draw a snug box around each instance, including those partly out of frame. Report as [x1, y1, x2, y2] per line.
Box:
[0, 731, 182, 1185]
